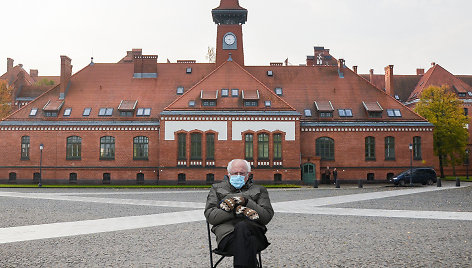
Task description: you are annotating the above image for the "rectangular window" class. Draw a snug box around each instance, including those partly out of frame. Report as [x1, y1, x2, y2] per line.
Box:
[338, 109, 353, 117]
[231, 89, 239, 97]
[206, 133, 215, 160]
[188, 100, 195, 107]
[221, 89, 229, 97]
[464, 108, 469, 116]
[304, 109, 312, 117]
[83, 108, 91, 116]
[99, 108, 113, 116]
[120, 111, 133, 117]
[66, 136, 82, 160]
[21, 136, 30, 160]
[245, 134, 253, 159]
[137, 108, 151, 116]
[273, 134, 282, 160]
[44, 111, 58, 117]
[177, 86, 184, 95]
[190, 133, 202, 160]
[258, 133, 269, 160]
[186, 67, 192, 74]
[413, 136, 422, 160]
[387, 109, 402, 117]
[267, 70, 273, 76]
[275, 88, 283, 95]
[265, 101, 271, 107]
[365, 136, 376, 161]
[178, 133, 186, 160]
[385, 136, 395, 160]
[320, 112, 333, 118]
[202, 100, 217, 107]
[63, 108, 72, 116]
[244, 100, 258, 107]
[29, 108, 38, 116]
[100, 136, 115, 160]
[368, 112, 382, 118]
[133, 136, 149, 160]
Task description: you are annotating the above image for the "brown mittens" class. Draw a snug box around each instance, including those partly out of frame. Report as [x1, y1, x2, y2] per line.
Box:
[219, 196, 247, 212]
[235, 205, 259, 221]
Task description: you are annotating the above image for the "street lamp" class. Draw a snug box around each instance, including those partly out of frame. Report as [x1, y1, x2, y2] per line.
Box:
[39, 143, 44, 187]
[409, 143, 413, 186]
[466, 149, 469, 180]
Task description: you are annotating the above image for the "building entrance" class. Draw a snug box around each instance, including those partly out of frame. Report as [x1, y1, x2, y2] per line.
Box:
[302, 163, 316, 184]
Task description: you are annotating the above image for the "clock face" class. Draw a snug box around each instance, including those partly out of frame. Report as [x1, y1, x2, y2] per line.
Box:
[224, 34, 236, 45]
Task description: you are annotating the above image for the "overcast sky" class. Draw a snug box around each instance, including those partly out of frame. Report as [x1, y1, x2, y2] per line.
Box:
[1, 0, 470, 76]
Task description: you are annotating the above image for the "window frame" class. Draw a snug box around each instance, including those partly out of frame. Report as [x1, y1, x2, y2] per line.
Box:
[258, 133, 269, 160]
[177, 133, 187, 160]
[206, 133, 215, 160]
[133, 136, 149, 160]
[190, 133, 202, 160]
[413, 136, 422, 160]
[99, 136, 115, 160]
[273, 133, 282, 160]
[385, 136, 395, 160]
[66, 136, 82, 160]
[21, 136, 30, 160]
[245, 133, 254, 160]
[315, 137, 334, 160]
[365, 136, 376, 161]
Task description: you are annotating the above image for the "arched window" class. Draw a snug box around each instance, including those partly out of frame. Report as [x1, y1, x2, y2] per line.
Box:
[365, 136, 375, 161]
[66, 136, 82, 160]
[100, 136, 115, 160]
[413, 136, 422, 160]
[178, 133, 186, 160]
[245, 134, 253, 160]
[258, 133, 269, 160]
[21, 136, 30, 160]
[190, 133, 202, 160]
[316, 137, 334, 160]
[273, 133, 282, 160]
[133, 136, 149, 160]
[385, 136, 395, 160]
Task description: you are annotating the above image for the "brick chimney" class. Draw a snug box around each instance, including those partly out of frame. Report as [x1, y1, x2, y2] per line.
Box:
[30, 69, 38, 78]
[416, 68, 424, 75]
[352, 66, 358, 74]
[60, 55, 72, 100]
[369, 69, 374, 83]
[306, 56, 314, 66]
[133, 55, 158, 78]
[7, 58, 13, 72]
[337, 59, 345, 78]
[384, 65, 394, 97]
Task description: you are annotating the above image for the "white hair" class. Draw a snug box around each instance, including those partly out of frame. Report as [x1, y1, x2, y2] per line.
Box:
[227, 159, 251, 173]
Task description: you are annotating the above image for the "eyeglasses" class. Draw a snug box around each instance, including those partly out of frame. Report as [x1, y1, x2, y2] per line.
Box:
[229, 172, 248, 176]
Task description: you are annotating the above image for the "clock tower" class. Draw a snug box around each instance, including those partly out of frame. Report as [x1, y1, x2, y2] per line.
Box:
[212, 0, 247, 66]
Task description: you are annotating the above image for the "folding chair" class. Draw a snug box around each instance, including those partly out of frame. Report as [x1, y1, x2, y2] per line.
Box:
[206, 221, 262, 268]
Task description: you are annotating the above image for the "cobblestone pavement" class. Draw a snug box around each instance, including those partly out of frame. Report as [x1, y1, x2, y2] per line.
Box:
[0, 182, 471, 267]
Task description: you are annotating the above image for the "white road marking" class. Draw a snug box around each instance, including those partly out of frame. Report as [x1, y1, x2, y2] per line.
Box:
[0, 210, 205, 244]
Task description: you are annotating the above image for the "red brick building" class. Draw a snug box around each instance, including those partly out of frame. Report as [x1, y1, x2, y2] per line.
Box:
[0, 0, 435, 185]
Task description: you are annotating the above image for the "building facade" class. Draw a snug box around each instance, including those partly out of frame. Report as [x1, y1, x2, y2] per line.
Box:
[0, 0, 435, 184]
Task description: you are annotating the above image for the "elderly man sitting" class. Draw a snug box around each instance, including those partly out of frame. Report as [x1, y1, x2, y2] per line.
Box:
[204, 159, 274, 268]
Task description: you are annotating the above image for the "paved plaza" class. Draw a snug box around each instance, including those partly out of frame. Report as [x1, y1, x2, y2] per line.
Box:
[0, 182, 471, 267]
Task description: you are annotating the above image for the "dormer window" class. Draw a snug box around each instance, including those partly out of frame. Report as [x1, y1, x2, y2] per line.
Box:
[186, 67, 192, 74]
[363, 101, 383, 118]
[29, 108, 38, 116]
[242, 90, 260, 107]
[267, 70, 273, 76]
[275, 88, 283, 96]
[63, 108, 72, 117]
[458, 92, 466, 97]
[118, 100, 137, 117]
[314, 100, 334, 118]
[42, 100, 64, 118]
[177, 86, 184, 95]
[201, 90, 218, 107]
[99, 108, 113, 116]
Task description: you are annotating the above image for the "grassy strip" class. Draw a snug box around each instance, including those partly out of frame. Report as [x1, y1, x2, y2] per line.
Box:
[442, 177, 472, 182]
[0, 184, 301, 189]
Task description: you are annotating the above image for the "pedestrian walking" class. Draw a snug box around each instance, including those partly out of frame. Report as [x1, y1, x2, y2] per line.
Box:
[333, 168, 338, 185]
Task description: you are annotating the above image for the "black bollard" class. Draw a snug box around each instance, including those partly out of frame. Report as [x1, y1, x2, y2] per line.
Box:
[437, 178, 441, 187]
[313, 179, 318, 188]
[456, 177, 461, 187]
[358, 179, 363, 188]
[335, 179, 340, 188]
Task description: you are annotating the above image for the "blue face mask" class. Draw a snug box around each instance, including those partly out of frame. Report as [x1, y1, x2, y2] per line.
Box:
[229, 175, 246, 189]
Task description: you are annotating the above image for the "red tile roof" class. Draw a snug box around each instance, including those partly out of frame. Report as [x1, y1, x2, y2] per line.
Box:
[408, 64, 472, 101]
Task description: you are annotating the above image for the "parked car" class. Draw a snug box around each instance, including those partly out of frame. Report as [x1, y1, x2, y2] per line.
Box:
[390, 168, 437, 186]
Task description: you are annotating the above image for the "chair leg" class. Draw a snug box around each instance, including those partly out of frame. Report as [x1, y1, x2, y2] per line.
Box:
[207, 221, 214, 268]
[258, 251, 262, 268]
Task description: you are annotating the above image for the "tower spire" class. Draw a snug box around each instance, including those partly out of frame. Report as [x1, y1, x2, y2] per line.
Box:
[212, 0, 247, 25]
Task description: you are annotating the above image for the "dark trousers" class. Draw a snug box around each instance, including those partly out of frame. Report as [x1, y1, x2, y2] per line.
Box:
[218, 220, 269, 268]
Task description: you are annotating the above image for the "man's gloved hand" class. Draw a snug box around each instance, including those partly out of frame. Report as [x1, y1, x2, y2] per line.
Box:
[235, 205, 259, 220]
[219, 196, 247, 212]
